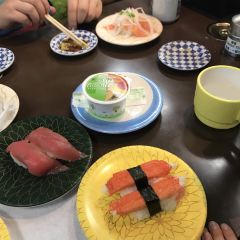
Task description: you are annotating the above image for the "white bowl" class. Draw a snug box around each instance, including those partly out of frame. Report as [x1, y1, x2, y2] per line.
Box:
[82, 73, 130, 118]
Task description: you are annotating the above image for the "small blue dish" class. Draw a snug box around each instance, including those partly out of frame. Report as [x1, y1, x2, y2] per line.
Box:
[0, 48, 15, 73]
[71, 74, 163, 134]
[158, 41, 211, 71]
[50, 30, 98, 56]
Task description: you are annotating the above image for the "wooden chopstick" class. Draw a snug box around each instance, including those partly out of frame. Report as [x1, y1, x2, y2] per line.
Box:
[45, 14, 88, 48]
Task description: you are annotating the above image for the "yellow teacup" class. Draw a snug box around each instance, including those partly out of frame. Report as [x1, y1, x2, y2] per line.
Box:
[194, 65, 240, 129]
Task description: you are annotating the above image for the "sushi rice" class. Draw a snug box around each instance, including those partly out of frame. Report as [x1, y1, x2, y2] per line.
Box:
[110, 176, 185, 220]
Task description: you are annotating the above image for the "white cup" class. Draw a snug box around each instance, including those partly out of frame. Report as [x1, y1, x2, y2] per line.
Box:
[152, 0, 181, 23]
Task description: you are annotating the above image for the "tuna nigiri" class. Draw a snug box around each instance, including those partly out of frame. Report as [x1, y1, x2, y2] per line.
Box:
[109, 175, 185, 220]
[6, 140, 67, 176]
[26, 127, 83, 162]
[105, 160, 172, 195]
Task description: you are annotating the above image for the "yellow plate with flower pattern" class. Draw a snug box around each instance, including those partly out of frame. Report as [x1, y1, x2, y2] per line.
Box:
[76, 146, 207, 240]
[0, 218, 10, 240]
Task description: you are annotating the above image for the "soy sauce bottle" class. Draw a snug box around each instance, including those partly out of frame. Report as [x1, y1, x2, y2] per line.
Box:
[225, 14, 240, 57]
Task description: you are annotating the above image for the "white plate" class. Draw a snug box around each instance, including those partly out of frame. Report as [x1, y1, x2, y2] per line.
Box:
[50, 30, 98, 56]
[0, 48, 15, 73]
[0, 84, 19, 132]
[96, 14, 163, 46]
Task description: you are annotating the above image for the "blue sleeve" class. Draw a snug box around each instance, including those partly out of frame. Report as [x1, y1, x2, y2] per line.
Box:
[0, 25, 22, 37]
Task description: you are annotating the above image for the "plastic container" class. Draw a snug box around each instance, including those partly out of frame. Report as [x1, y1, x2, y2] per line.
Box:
[82, 73, 130, 118]
[152, 0, 181, 23]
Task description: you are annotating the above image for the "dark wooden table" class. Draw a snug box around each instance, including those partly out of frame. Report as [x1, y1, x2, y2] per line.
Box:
[0, 0, 240, 237]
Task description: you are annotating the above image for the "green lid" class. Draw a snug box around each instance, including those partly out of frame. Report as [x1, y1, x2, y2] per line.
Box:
[85, 73, 128, 101]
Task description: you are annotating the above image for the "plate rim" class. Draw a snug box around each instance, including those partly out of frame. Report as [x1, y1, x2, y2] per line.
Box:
[71, 73, 163, 134]
[0, 47, 15, 73]
[158, 40, 211, 71]
[0, 84, 20, 132]
[96, 13, 163, 46]
[0, 115, 93, 207]
[50, 29, 98, 56]
[0, 218, 10, 240]
[76, 145, 207, 240]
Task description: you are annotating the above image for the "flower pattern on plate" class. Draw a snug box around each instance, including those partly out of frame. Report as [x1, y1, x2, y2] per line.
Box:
[0, 115, 92, 207]
[76, 146, 207, 240]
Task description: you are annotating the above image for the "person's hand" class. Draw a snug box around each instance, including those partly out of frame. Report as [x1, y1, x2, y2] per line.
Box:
[202, 221, 237, 240]
[67, 0, 102, 29]
[0, 0, 56, 29]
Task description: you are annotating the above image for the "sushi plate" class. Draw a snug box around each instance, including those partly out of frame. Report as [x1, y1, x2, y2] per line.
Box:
[0, 48, 14, 73]
[158, 41, 211, 71]
[76, 145, 207, 240]
[0, 115, 92, 207]
[0, 218, 10, 240]
[96, 14, 163, 46]
[71, 73, 163, 134]
[0, 84, 20, 132]
[50, 30, 98, 56]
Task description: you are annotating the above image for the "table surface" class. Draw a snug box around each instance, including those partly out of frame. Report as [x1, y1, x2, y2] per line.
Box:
[0, 0, 240, 239]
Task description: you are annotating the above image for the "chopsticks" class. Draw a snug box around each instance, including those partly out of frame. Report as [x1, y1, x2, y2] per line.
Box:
[45, 14, 89, 49]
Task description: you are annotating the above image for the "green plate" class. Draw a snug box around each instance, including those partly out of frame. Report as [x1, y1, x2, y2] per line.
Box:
[0, 115, 92, 207]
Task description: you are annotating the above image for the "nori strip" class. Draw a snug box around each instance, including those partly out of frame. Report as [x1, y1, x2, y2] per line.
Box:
[139, 186, 161, 216]
[127, 166, 148, 190]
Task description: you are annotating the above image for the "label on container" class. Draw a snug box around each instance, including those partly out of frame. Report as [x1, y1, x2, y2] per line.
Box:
[85, 73, 128, 101]
[225, 36, 240, 56]
[72, 87, 146, 108]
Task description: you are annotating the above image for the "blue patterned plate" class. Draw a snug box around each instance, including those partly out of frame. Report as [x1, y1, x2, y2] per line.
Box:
[50, 30, 98, 56]
[158, 41, 211, 71]
[71, 73, 163, 134]
[0, 48, 14, 73]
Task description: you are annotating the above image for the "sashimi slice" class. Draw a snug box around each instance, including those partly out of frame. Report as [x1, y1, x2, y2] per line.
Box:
[6, 140, 65, 176]
[26, 127, 82, 162]
[105, 21, 151, 37]
[132, 19, 151, 37]
[109, 176, 185, 216]
[106, 160, 172, 195]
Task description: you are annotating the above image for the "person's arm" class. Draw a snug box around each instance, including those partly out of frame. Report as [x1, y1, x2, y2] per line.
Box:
[67, 0, 102, 29]
[0, 0, 55, 30]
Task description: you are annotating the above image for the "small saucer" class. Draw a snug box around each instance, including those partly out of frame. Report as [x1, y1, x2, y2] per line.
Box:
[0, 84, 19, 132]
[71, 73, 163, 134]
[158, 41, 211, 71]
[0, 48, 15, 73]
[50, 30, 98, 56]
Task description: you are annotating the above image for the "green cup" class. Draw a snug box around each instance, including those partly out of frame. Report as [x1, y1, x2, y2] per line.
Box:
[194, 65, 240, 129]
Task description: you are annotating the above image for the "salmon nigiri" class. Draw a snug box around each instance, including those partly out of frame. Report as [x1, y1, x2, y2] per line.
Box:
[105, 160, 172, 195]
[109, 175, 185, 220]
[6, 140, 67, 176]
[26, 127, 83, 162]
